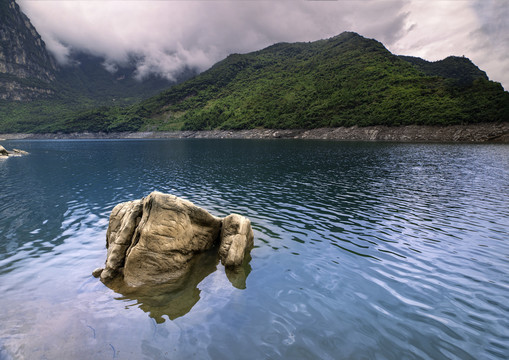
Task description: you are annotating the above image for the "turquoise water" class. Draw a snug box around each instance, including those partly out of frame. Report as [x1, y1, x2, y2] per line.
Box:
[0, 139, 508, 359]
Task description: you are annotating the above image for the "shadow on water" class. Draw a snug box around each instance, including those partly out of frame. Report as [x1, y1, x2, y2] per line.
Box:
[105, 247, 251, 323]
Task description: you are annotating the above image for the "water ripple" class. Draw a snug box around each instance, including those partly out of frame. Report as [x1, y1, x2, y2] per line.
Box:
[0, 140, 508, 359]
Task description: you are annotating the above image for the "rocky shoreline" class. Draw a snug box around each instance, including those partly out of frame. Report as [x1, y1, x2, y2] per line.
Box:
[2, 123, 509, 143]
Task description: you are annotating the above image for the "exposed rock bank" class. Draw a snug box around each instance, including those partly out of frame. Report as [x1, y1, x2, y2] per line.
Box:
[94, 192, 254, 287]
[2, 123, 509, 142]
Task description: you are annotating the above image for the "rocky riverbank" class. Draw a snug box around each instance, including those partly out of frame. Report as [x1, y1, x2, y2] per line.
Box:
[2, 123, 509, 143]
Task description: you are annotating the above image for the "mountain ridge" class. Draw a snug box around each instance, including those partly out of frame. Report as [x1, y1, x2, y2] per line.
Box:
[398, 55, 488, 86]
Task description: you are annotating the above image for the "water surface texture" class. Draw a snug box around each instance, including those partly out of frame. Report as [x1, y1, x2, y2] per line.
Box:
[1, 139, 508, 359]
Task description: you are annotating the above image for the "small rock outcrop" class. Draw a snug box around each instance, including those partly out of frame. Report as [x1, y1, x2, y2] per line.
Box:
[94, 191, 254, 287]
[219, 214, 254, 267]
[0, 145, 28, 158]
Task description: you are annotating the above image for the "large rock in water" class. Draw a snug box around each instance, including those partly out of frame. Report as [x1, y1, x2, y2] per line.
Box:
[95, 191, 254, 287]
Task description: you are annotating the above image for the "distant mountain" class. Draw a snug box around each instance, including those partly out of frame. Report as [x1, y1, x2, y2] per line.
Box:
[0, 0, 193, 133]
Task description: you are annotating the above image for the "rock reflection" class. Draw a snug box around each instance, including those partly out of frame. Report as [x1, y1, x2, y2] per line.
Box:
[225, 253, 252, 290]
[106, 248, 251, 323]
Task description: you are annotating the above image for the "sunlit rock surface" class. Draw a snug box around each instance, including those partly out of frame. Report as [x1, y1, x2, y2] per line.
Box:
[219, 214, 254, 267]
[94, 191, 254, 288]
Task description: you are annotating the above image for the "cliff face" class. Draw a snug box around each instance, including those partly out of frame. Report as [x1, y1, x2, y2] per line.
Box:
[0, 0, 57, 100]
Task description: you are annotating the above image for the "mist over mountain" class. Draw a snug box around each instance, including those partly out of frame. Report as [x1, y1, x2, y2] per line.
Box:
[0, 0, 191, 132]
[17, 0, 509, 92]
[1, 0, 184, 104]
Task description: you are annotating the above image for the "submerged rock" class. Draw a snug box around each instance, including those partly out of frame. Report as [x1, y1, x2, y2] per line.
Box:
[95, 191, 254, 287]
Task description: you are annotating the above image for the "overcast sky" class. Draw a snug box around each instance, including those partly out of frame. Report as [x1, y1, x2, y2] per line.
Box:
[18, 0, 509, 90]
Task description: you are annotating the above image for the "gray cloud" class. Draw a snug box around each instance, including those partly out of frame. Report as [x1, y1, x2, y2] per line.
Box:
[17, 0, 508, 89]
[391, 0, 509, 89]
[470, 0, 509, 88]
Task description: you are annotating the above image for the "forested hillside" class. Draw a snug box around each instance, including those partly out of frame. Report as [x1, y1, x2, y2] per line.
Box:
[51, 32, 508, 133]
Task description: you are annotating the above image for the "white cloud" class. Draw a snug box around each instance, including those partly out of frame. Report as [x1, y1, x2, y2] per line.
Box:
[390, 0, 509, 89]
[102, 60, 118, 74]
[17, 0, 509, 89]
[469, 0, 509, 89]
[42, 34, 72, 65]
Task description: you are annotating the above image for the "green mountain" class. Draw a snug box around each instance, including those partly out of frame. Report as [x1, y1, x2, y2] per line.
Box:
[0, 0, 190, 133]
[63, 31, 505, 133]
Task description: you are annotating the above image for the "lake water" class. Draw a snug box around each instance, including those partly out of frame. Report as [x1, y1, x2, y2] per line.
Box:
[0, 139, 508, 360]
